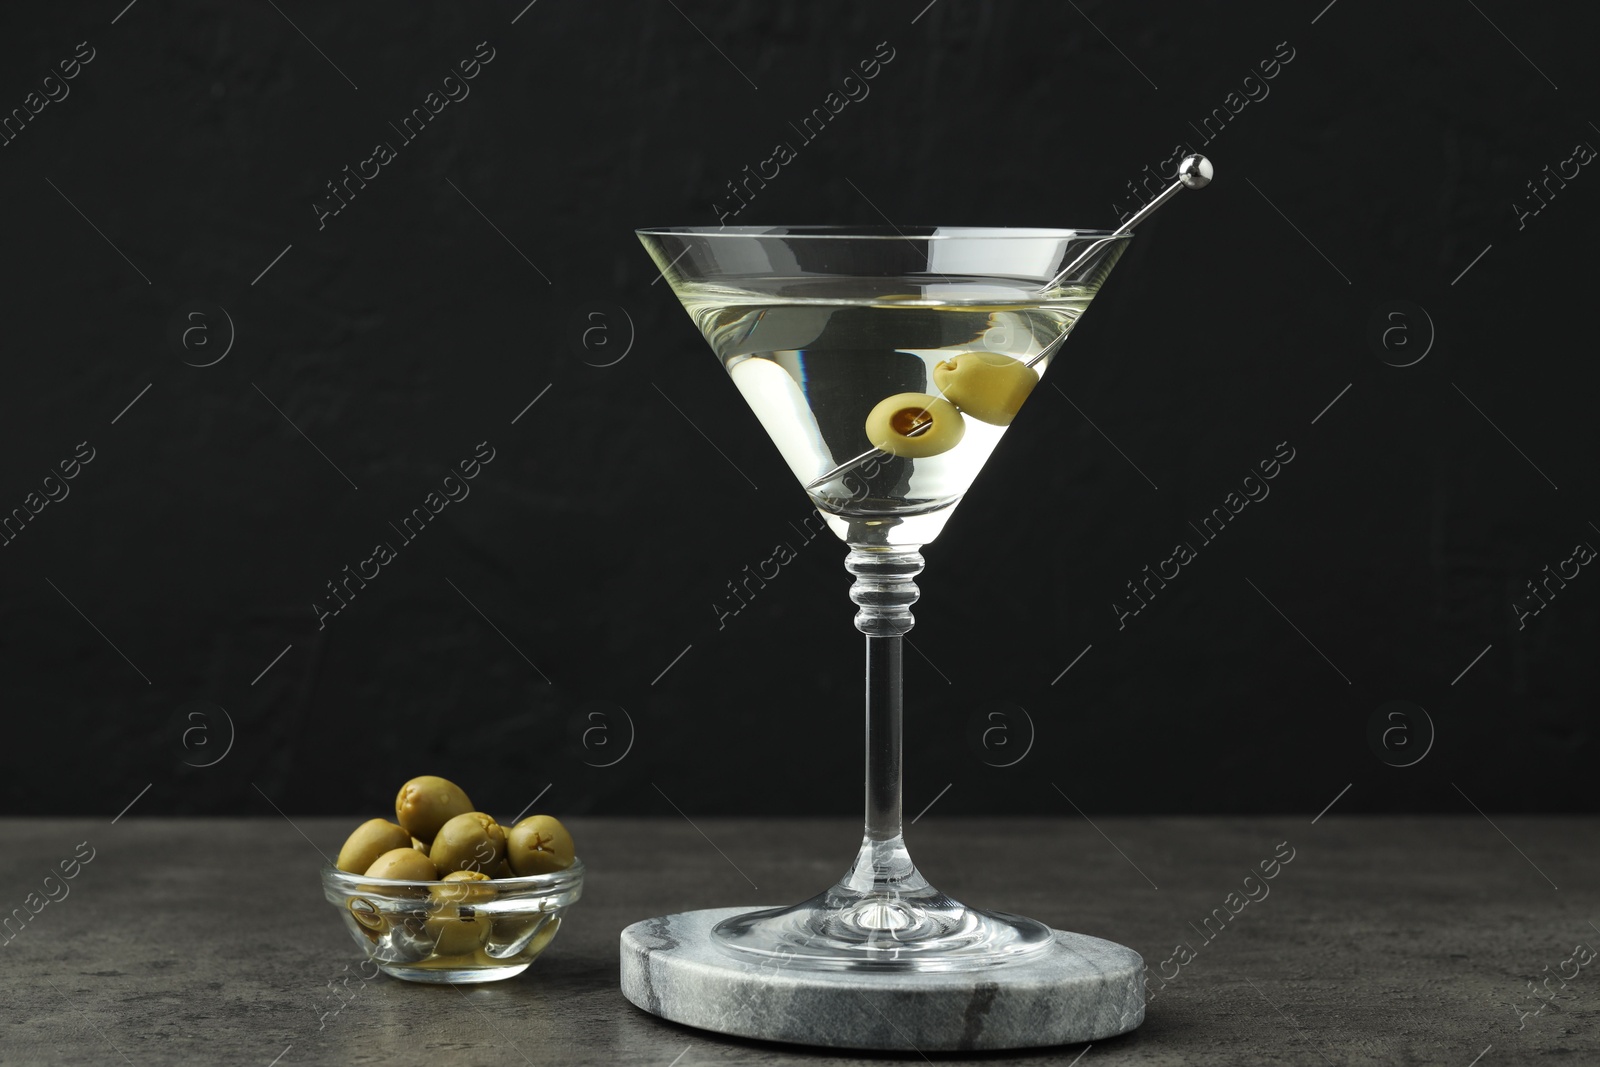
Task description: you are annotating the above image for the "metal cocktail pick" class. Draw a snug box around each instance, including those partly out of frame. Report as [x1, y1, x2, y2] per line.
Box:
[1035, 153, 1214, 300]
[804, 154, 1213, 493]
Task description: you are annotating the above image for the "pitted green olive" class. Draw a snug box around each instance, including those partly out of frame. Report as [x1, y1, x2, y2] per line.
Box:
[394, 776, 474, 845]
[933, 351, 1038, 426]
[428, 922, 488, 957]
[505, 815, 576, 876]
[424, 871, 493, 955]
[430, 870, 495, 906]
[493, 828, 515, 875]
[864, 393, 965, 458]
[425, 909, 490, 956]
[337, 819, 412, 874]
[428, 812, 507, 875]
[363, 847, 438, 881]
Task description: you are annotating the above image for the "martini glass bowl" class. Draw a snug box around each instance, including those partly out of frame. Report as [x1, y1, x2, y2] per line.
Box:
[638, 226, 1130, 973]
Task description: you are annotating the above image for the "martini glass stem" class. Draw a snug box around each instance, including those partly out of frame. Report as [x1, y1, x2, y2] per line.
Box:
[864, 635, 903, 842]
[846, 546, 924, 883]
[707, 541, 1055, 964]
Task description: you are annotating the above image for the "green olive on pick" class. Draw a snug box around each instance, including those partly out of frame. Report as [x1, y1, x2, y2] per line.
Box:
[932, 351, 1038, 426]
[864, 392, 965, 458]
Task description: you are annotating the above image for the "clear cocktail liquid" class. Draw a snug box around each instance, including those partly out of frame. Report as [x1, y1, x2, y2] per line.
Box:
[680, 276, 1096, 544]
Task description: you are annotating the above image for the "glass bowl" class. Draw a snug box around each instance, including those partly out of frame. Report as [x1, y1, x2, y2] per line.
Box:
[320, 860, 584, 983]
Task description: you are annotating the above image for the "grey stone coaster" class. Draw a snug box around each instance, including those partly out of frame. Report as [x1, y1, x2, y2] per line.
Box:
[619, 907, 1144, 1052]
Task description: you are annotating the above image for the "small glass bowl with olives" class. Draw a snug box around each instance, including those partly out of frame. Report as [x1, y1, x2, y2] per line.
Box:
[319, 775, 583, 984]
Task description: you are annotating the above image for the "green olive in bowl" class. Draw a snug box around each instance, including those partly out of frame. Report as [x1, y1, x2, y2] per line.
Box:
[363, 847, 438, 881]
[505, 815, 575, 876]
[429, 813, 507, 875]
[394, 775, 474, 845]
[430, 869, 496, 906]
[424, 872, 496, 957]
[337, 819, 412, 874]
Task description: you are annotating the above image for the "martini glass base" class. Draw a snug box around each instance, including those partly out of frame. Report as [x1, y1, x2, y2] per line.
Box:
[711, 834, 1056, 971]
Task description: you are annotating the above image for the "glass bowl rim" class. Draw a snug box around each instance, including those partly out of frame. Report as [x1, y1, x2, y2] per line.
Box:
[635, 225, 1133, 240]
[320, 856, 585, 893]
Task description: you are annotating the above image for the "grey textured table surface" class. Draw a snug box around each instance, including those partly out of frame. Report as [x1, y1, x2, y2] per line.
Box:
[2, 816, 1594, 1065]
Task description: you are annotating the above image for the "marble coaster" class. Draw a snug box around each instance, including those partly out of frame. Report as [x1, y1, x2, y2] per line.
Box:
[619, 907, 1144, 1052]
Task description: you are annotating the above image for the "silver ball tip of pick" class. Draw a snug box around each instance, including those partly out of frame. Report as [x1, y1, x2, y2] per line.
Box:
[1178, 154, 1213, 189]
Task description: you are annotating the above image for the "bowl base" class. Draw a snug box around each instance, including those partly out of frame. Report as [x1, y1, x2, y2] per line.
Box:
[378, 962, 530, 984]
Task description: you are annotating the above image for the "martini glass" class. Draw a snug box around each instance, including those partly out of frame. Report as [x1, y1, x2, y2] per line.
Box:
[637, 225, 1129, 972]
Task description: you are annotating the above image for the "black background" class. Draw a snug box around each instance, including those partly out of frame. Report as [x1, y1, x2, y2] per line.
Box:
[1, 0, 1594, 820]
